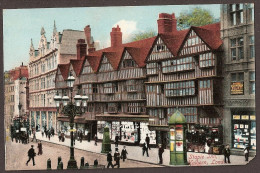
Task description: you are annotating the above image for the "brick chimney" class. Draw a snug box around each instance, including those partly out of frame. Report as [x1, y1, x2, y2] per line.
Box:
[110, 25, 122, 47]
[157, 13, 177, 34]
[77, 39, 87, 60]
[88, 47, 96, 53]
[84, 25, 91, 45]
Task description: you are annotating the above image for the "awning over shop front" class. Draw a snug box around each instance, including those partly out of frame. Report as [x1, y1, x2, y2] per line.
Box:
[95, 114, 149, 122]
[148, 124, 169, 131]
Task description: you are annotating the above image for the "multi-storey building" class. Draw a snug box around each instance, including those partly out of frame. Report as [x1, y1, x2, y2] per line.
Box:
[56, 26, 157, 144]
[29, 22, 97, 132]
[221, 3, 255, 155]
[4, 64, 28, 129]
[146, 13, 223, 145]
[55, 13, 224, 147]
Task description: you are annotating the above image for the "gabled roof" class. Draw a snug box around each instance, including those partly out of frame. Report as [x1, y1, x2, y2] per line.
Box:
[9, 66, 29, 81]
[160, 29, 190, 57]
[86, 55, 102, 72]
[57, 63, 70, 80]
[70, 59, 84, 76]
[158, 22, 222, 57]
[192, 23, 222, 50]
[87, 36, 156, 72]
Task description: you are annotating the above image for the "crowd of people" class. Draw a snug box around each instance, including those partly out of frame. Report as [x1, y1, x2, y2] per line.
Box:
[22, 129, 251, 168]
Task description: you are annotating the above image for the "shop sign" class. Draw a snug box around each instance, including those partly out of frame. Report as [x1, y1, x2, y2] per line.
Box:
[241, 115, 249, 120]
[250, 115, 256, 120]
[231, 82, 244, 95]
[233, 115, 240, 120]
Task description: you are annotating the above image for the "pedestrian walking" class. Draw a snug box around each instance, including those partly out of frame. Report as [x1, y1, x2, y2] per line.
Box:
[26, 145, 36, 166]
[37, 141, 43, 155]
[48, 130, 51, 141]
[94, 134, 98, 146]
[158, 144, 164, 164]
[41, 130, 44, 137]
[142, 142, 149, 157]
[88, 132, 91, 142]
[121, 146, 128, 162]
[223, 144, 231, 163]
[107, 150, 114, 168]
[31, 130, 37, 142]
[146, 134, 151, 150]
[115, 134, 119, 147]
[58, 130, 61, 142]
[123, 131, 126, 139]
[80, 131, 83, 143]
[113, 148, 120, 168]
[244, 144, 249, 161]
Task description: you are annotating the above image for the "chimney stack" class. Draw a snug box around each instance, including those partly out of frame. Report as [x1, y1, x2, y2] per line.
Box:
[110, 25, 122, 47]
[84, 25, 91, 45]
[76, 39, 87, 60]
[157, 13, 177, 34]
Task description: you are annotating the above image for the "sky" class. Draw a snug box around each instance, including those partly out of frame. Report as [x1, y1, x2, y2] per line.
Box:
[3, 4, 220, 71]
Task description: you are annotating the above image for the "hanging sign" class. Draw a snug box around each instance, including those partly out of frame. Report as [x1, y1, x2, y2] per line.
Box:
[231, 82, 244, 95]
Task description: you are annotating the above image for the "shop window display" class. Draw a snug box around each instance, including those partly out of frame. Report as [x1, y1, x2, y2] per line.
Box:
[232, 114, 256, 150]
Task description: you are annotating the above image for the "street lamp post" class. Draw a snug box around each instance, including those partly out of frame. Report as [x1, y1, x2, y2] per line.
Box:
[54, 72, 88, 169]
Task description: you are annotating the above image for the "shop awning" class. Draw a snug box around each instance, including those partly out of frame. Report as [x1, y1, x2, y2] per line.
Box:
[95, 114, 149, 122]
[148, 125, 169, 131]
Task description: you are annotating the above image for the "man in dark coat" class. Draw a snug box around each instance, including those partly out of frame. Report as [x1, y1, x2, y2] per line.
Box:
[94, 134, 98, 146]
[244, 145, 250, 161]
[142, 142, 149, 157]
[121, 146, 128, 162]
[37, 141, 43, 155]
[48, 130, 51, 141]
[26, 145, 36, 166]
[115, 134, 119, 147]
[113, 148, 120, 168]
[88, 132, 91, 142]
[80, 131, 83, 143]
[223, 144, 231, 163]
[145, 134, 151, 150]
[158, 144, 164, 164]
[107, 150, 114, 168]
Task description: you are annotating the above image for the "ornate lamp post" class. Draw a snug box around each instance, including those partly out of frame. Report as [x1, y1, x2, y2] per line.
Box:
[54, 72, 88, 169]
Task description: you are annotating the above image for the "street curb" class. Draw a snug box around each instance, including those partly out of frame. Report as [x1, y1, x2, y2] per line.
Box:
[29, 137, 168, 167]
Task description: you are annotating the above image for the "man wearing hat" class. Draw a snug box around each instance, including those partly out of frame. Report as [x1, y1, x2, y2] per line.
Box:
[26, 145, 36, 166]
[107, 150, 114, 168]
[158, 144, 164, 164]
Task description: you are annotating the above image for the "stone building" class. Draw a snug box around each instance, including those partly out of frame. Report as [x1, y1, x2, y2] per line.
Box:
[220, 3, 255, 155]
[28, 22, 97, 132]
[4, 64, 29, 129]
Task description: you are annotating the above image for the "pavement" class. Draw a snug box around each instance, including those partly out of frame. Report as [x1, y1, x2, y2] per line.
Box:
[31, 132, 255, 167]
[5, 138, 160, 170]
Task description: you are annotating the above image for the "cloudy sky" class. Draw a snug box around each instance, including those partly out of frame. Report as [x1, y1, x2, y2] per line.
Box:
[3, 4, 220, 71]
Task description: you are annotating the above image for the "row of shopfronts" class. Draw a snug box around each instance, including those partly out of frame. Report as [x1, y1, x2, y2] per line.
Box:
[29, 110, 256, 153]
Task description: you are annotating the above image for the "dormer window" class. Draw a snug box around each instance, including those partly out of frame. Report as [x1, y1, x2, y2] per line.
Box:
[123, 59, 135, 68]
[156, 45, 165, 52]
